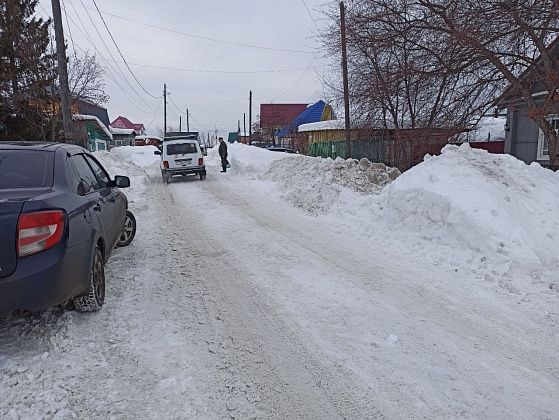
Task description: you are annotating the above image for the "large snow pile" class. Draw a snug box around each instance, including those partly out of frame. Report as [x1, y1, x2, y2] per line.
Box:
[380, 144, 559, 269]
[266, 156, 400, 213]
[107, 145, 160, 167]
[94, 146, 160, 206]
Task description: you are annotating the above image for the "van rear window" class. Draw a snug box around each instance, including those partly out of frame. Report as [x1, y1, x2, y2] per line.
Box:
[167, 143, 197, 155]
[0, 150, 54, 189]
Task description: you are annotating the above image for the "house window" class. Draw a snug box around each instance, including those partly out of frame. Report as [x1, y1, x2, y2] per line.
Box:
[537, 116, 559, 160]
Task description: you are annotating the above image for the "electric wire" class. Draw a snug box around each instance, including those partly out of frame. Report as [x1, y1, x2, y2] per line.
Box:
[91, 0, 160, 99]
[300, 0, 320, 32]
[67, 0, 314, 54]
[77, 0, 153, 107]
[64, 3, 159, 112]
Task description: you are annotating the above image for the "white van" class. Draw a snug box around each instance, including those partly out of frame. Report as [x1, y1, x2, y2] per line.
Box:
[154, 137, 206, 183]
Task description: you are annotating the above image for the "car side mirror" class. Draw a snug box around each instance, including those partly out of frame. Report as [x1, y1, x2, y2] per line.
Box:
[114, 175, 130, 188]
[154, 150, 162, 155]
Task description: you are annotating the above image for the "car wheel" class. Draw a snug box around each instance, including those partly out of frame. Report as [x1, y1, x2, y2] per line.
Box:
[117, 210, 136, 247]
[73, 245, 105, 312]
[199, 173, 206, 180]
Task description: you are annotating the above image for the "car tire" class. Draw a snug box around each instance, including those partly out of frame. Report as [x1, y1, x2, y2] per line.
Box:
[117, 210, 136, 247]
[73, 245, 105, 312]
[199, 173, 206, 180]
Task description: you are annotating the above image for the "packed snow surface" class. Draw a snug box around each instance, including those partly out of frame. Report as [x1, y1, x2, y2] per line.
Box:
[1, 143, 557, 419]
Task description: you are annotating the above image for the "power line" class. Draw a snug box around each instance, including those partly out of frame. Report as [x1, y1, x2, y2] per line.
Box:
[91, 0, 159, 99]
[146, 98, 163, 129]
[68, 0, 314, 54]
[76, 0, 154, 108]
[126, 62, 313, 75]
[300, 0, 320, 32]
[61, 0, 77, 60]
[64, 3, 159, 112]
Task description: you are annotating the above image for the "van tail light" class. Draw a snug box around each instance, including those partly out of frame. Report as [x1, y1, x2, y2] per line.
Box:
[163, 160, 169, 169]
[198, 157, 204, 166]
[17, 210, 66, 257]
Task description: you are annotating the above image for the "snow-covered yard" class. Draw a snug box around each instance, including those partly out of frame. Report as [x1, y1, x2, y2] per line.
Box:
[1, 143, 557, 419]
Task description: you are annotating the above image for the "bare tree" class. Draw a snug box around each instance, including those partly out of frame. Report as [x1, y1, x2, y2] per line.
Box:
[323, 0, 502, 132]
[414, 0, 559, 166]
[68, 52, 109, 105]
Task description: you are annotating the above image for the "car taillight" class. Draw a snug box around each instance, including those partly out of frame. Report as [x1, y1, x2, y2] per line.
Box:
[198, 157, 204, 166]
[163, 160, 169, 169]
[17, 210, 65, 257]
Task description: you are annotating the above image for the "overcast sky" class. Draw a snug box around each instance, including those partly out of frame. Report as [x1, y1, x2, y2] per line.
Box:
[37, 0, 335, 137]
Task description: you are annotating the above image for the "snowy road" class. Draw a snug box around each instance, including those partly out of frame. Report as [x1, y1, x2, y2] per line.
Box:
[1, 153, 558, 419]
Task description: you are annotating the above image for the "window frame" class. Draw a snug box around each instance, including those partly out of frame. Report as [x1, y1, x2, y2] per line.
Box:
[70, 154, 101, 194]
[83, 154, 112, 189]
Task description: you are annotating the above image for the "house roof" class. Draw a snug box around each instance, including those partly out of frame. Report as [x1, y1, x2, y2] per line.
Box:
[73, 114, 113, 140]
[497, 36, 559, 106]
[298, 119, 345, 133]
[75, 99, 110, 128]
[260, 104, 309, 127]
[110, 127, 136, 135]
[110, 116, 145, 131]
[277, 101, 327, 138]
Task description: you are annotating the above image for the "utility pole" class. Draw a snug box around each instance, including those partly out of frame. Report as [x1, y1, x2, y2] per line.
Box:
[51, 0, 73, 141]
[340, 1, 351, 158]
[186, 108, 190, 132]
[163, 83, 167, 137]
[179, 115, 182, 132]
[243, 113, 247, 137]
[249, 90, 253, 144]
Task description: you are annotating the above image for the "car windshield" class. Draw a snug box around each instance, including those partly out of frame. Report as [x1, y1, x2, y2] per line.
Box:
[0, 150, 54, 189]
[167, 143, 197, 155]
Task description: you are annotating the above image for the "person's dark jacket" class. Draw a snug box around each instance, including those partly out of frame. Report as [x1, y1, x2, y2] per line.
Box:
[219, 142, 228, 158]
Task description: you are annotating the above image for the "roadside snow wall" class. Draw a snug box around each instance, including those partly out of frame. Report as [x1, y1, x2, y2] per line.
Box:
[380, 144, 559, 268]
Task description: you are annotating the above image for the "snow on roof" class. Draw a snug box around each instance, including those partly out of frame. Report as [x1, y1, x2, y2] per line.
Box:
[298, 119, 345, 133]
[135, 135, 162, 140]
[73, 114, 113, 140]
[110, 127, 136, 135]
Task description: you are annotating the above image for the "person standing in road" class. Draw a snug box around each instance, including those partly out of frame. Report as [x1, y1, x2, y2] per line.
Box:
[218, 137, 228, 173]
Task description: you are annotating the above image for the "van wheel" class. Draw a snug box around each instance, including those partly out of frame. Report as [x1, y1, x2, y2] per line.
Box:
[117, 211, 136, 247]
[162, 173, 170, 184]
[73, 246, 105, 312]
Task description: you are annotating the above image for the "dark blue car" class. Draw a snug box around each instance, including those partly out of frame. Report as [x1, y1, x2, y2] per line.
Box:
[0, 142, 136, 315]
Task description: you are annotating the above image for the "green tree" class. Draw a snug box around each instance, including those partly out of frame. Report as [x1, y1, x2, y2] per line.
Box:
[0, 0, 55, 140]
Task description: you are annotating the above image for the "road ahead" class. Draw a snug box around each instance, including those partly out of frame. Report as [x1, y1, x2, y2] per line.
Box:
[1, 159, 557, 419]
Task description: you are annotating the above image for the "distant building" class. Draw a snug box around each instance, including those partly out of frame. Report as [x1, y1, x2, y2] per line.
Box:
[276, 101, 333, 153]
[228, 132, 239, 143]
[110, 127, 137, 147]
[111, 116, 146, 135]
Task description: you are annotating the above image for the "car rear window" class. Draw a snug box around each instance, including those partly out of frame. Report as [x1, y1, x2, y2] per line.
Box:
[0, 150, 54, 189]
[167, 143, 198, 155]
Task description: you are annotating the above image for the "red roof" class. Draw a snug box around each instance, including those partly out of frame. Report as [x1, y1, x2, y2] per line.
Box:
[111, 116, 145, 132]
[260, 104, 308, 128]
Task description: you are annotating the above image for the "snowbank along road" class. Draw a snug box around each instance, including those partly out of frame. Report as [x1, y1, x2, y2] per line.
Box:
[1, 145, 558, 419]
